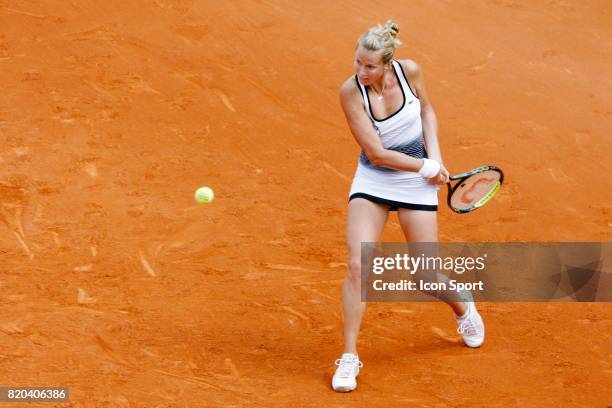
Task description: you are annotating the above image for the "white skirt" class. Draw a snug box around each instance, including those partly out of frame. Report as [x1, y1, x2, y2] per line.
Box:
[349, 162, 439, 211]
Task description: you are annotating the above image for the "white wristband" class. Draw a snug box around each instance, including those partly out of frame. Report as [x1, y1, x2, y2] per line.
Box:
[418, 158, 441, 178]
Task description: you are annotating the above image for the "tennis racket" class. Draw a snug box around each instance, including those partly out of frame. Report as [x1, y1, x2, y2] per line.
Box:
[446, 166, 504, 213]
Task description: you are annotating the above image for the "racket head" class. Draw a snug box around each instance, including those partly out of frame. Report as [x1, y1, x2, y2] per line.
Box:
[447, 166, 504, 213]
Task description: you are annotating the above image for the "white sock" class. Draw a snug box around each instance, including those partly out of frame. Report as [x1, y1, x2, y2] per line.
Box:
[341, 352, 358, 360]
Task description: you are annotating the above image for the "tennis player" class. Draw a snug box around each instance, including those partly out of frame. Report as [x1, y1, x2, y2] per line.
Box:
[332, 20, 485, 392]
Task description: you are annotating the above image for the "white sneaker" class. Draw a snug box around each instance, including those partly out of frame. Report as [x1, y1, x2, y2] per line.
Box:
[331, 353, 363, 392]
[456, 302, 485, 348]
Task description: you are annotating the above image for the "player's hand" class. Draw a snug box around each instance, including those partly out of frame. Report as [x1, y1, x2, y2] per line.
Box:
[428, 164, 449, 185]
[439, 164, 450, 183]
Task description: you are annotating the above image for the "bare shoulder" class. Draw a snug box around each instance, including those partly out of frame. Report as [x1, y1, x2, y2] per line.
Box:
[339, 75, 362, 106]
[397, 59, 422, 77]
[340, 75, 360, 97]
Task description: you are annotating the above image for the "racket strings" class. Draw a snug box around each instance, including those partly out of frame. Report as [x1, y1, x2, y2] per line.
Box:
[450, 171, 501, 211]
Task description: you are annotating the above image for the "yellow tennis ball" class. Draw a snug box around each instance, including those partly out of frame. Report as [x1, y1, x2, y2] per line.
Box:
[194, 186, 214, 204]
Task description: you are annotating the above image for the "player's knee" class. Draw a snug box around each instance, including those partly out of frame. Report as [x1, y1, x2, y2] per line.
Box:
[346, 259, 362, 283]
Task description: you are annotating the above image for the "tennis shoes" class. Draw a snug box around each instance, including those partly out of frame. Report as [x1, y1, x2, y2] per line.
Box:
[456, 301, 485, 348]
[331, 353, 362, 392]
[332, 303, 485, 392]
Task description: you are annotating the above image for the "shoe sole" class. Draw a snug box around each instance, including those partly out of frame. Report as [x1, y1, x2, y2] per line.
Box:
[332, 377, 358, 393]
[333, 385, 356, 393]
[464, 338, 484, 348]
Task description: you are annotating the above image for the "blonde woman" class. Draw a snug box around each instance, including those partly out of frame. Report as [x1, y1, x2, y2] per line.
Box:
[332, 20, 485, 392]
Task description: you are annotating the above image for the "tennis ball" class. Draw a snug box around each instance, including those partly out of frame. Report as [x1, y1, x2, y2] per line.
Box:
[194, 186, 214, 204]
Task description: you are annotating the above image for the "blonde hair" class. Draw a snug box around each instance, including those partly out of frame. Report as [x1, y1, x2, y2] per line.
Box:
[357, 20, 402, 64]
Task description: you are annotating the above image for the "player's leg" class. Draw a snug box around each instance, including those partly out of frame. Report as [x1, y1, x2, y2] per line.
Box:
[333, 197, 388, 392]
[343, 197, 389, 353]
[396, 209, 466, 314]
[397, 208, 484, 347]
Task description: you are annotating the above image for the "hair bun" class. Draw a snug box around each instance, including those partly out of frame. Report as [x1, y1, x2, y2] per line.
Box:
[356, 20, 402, 63]
[385, 20, 400, 38]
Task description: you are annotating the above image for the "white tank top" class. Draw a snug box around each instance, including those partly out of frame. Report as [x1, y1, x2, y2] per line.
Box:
[355, 60, 426, 172]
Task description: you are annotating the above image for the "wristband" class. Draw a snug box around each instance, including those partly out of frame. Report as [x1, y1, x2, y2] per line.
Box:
[418, 158, 441, 178]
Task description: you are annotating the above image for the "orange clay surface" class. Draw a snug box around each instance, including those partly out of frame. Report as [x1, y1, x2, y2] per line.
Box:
[1, 1, 611, 406]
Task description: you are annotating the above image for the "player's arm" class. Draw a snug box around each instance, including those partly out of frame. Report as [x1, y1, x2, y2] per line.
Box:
[401, 60, 449, 183]
[339, 79, 425, 173]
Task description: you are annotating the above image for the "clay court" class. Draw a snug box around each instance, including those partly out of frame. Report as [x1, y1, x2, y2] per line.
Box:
[1, 0, 611, 406]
